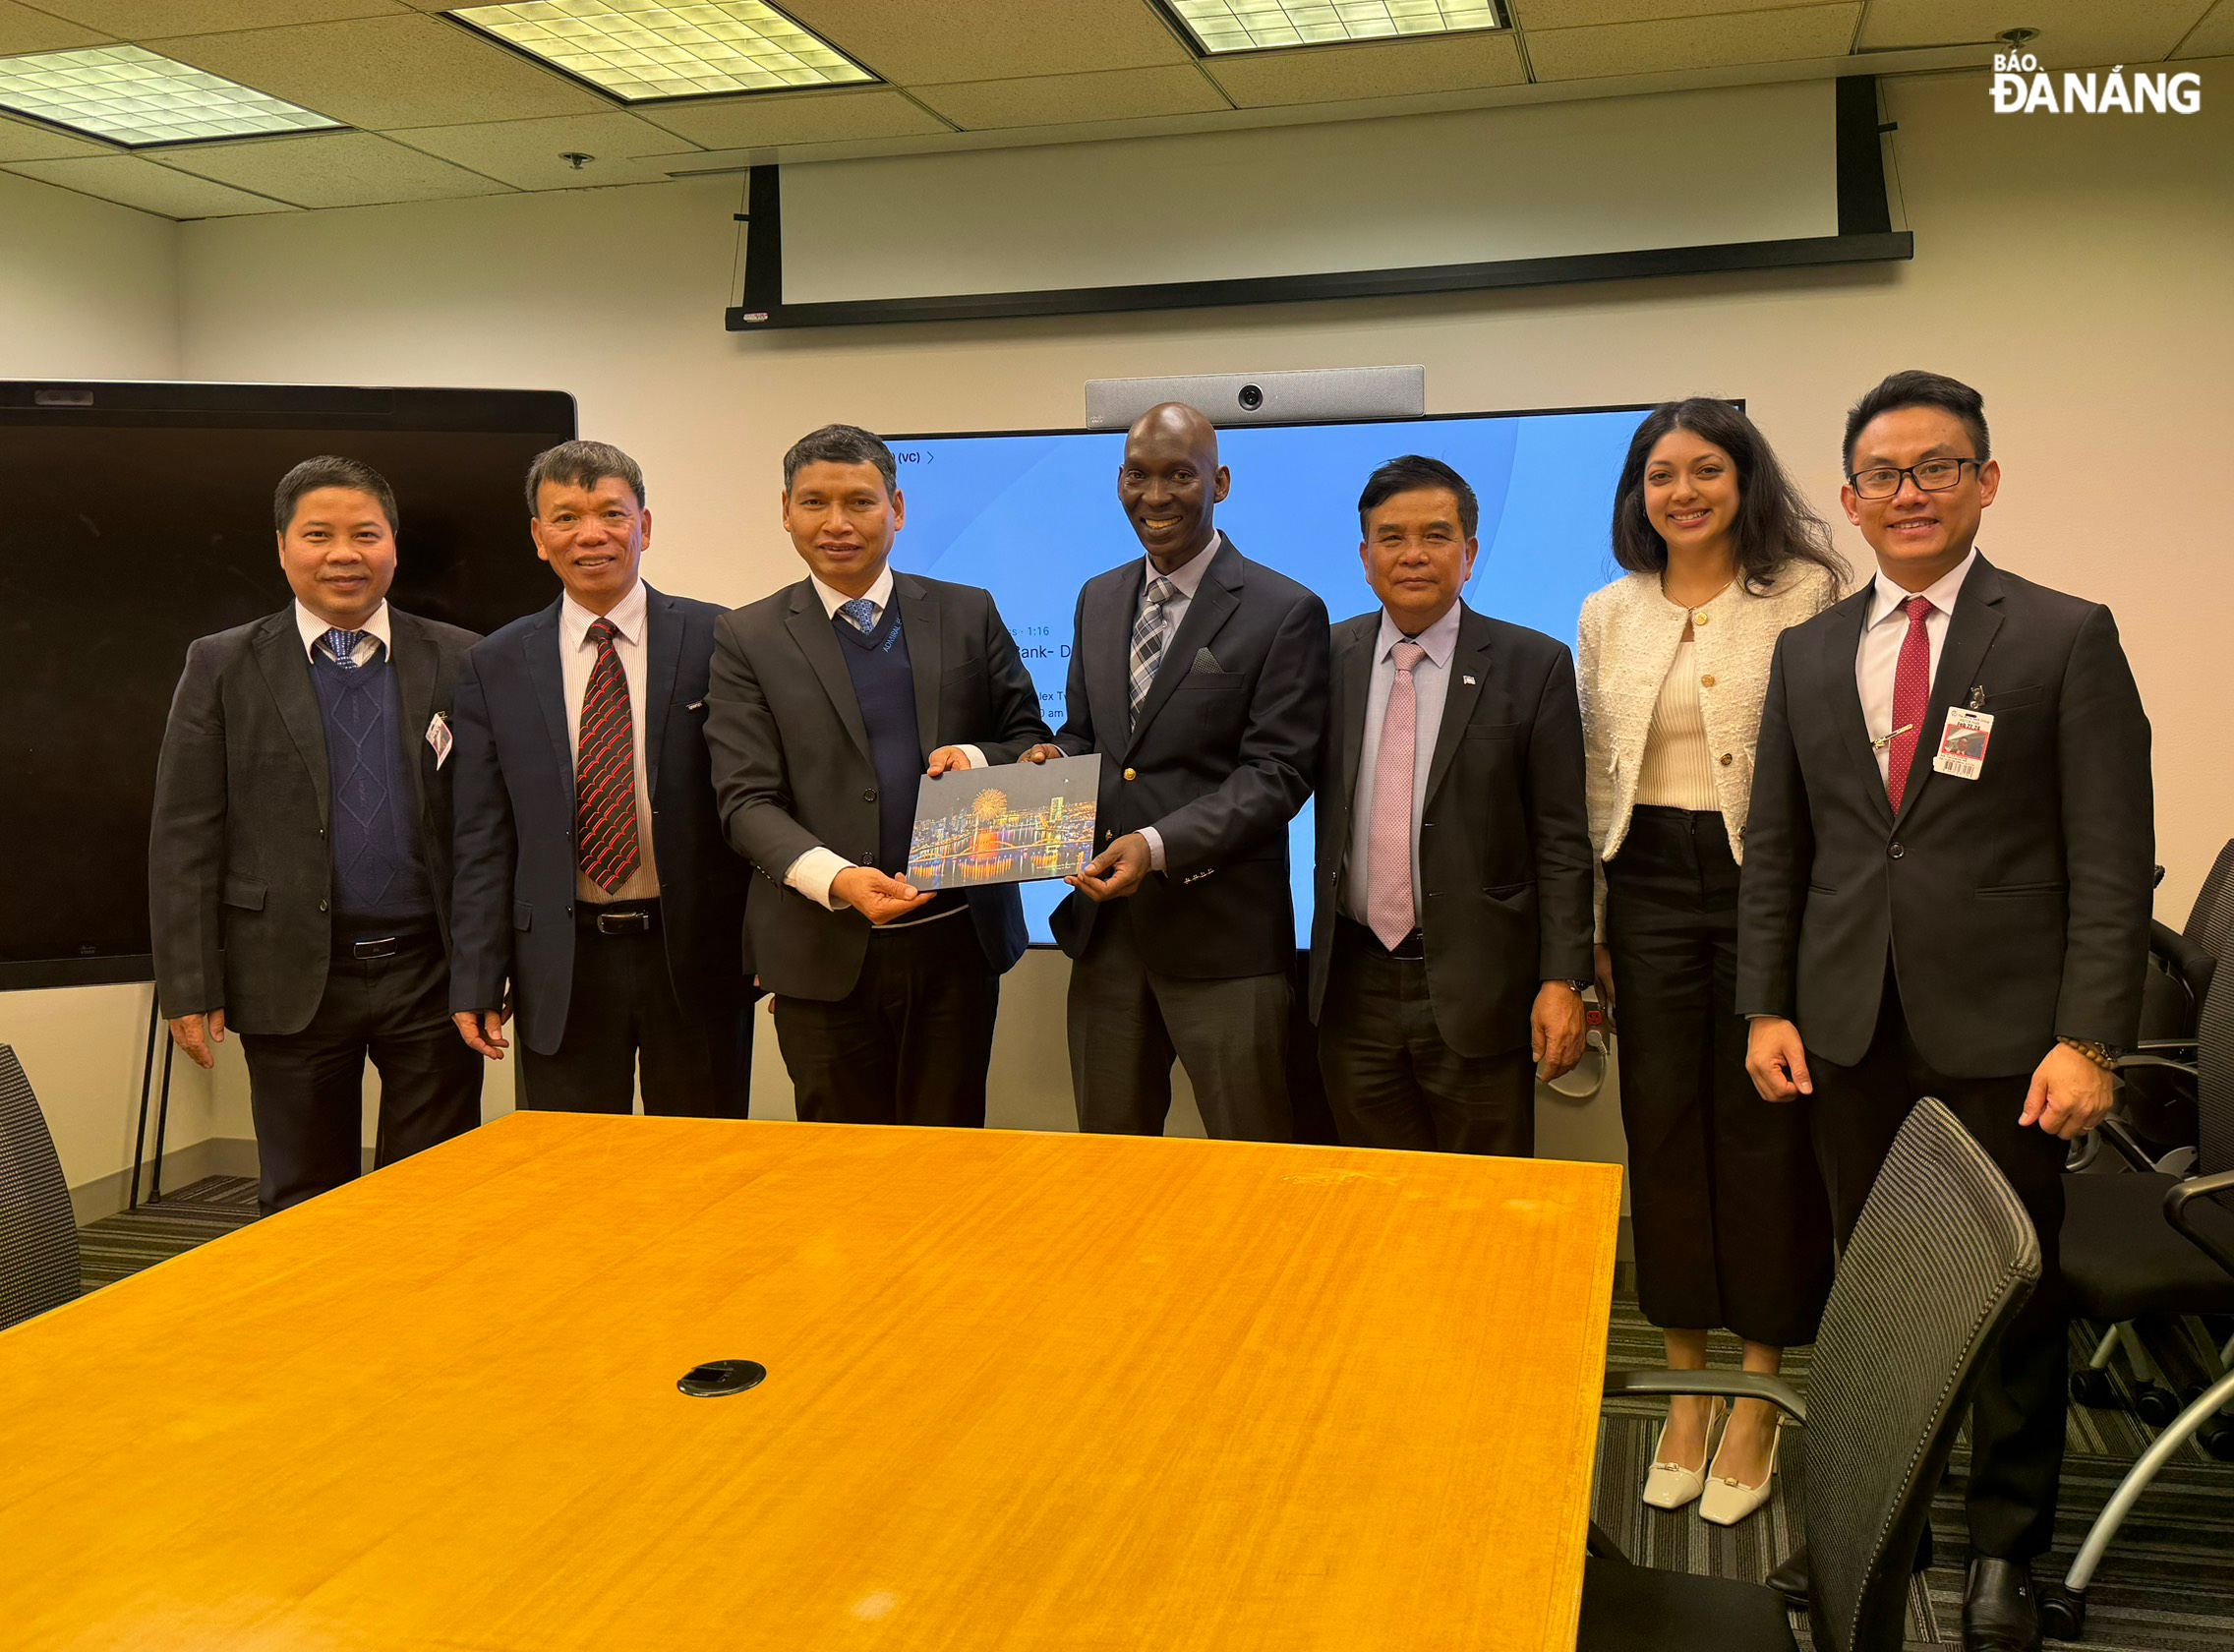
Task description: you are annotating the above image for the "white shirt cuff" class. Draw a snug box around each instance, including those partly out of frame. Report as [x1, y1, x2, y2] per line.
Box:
[785, 846, 854, 911]
[1141, 826, 1165, 872]
[956, 744, 987, 770]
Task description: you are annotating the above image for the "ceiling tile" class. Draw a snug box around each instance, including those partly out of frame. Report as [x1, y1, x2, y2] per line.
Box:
[2176, 0, 2234, 56]
[26, 2, 408, 33]
[1526, 3, 1859, 81]
[389, 110, 703, 190]
[1205, 28, 1525, 105]
[633, 86, 949, 148]
[914, 64, 1228, 130]
[1857, 2, 2211, 66]
[775, 0, 1197, 83]
[4, 151, 293, 215]
[145, 14, 607, 128]
[0, 1, 109, 53]
[0, 109, 109, 159]
[1511, 0, 1826, 25]
[155, 129, 507, 206]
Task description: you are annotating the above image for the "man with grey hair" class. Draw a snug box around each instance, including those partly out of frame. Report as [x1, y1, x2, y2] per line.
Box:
[705, 424, 1049, 1128]
[447, 439, 754, 1117]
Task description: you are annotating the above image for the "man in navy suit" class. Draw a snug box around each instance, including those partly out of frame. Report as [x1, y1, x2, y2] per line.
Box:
[448, 441, 752, 1116]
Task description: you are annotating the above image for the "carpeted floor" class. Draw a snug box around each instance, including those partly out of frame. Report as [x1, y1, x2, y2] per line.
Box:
[79, 1178, 2234, 1649]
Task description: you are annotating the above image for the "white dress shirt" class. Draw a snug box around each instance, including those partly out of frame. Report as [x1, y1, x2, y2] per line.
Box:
[1342, 600, 1462, 928]
[783, 562, 981, 914]
[293, 597, 390, 667]
[1132, 530, 1222, 872]
[560, 577, 659, 903]
[1855, 547, 1977, 788]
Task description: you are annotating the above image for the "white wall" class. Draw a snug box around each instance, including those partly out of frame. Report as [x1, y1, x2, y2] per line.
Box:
[8, 62, 2231, 1203]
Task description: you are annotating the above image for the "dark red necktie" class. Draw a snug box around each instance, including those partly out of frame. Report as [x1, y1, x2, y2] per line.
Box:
[576, 618, 640, 893]
[1885, 595, 1933, 813]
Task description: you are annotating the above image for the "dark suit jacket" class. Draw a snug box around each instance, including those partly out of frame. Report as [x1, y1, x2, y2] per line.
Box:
[1735, 554, 2154, 1076]
[1307, 603, 1595, 1058]
[704, 571, 1050, 1001]
[148, 606, 478, 1035]
[446, 586, 752, 1055]
[1050, 535, 1329, 978]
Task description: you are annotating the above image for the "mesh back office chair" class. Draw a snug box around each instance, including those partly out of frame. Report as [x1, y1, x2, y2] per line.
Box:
[1578, 1098, 2040, 1652]
[2051, 972, 2234, 1638]
[0, 1044, 81, 1331]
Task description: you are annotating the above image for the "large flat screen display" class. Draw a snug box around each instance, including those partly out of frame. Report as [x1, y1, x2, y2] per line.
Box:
[0, 383, 574, 989]
[883, 405, 1650, 946]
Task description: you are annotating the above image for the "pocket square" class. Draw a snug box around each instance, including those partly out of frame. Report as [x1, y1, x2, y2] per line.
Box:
[1192, 647, 1224, 673]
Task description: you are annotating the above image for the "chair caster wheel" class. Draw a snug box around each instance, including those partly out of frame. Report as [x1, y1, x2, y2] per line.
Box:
[2038, 1585, 2086, 1641]
[2069, 1367, 2117, 1407]
[2198, 1419, 2234, 1460]
[2135, 1381, 2182, 1426]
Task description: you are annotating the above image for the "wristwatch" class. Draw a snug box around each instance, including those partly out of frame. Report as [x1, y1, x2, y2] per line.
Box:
[2056, 1036, 2121, 1071]
[1551, 978, 1591, 995]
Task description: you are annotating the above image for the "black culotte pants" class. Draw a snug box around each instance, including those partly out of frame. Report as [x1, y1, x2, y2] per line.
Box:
[1604, 805, 1834, 1346]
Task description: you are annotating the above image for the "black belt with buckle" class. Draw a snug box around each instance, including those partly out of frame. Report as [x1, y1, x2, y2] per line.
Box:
[337, 926, 435, 961]
[1338, 915, 1427, 962]
[581, 901, 661, 936]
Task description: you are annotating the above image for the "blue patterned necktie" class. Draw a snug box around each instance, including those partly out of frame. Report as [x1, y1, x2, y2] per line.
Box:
[839, 598, 877, 633]
[1127, 576, 1177, 728]
[323, 627, 368, 670]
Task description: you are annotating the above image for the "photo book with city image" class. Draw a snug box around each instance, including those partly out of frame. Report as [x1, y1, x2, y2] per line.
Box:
[906, 755, 1101, 891]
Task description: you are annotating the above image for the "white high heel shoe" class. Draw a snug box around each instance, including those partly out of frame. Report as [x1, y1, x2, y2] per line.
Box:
[1698, 1413, 1782, 1526]
[1641, 1398, 1726, 1510]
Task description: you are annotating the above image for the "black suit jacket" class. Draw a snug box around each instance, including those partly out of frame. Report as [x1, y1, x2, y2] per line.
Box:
[1050, 535, 1329, 978]
[446, 586, 751, 1055]
[1735, 555, 2154, 1076]
[1308, 604, 1595, 1058]
[148, 606, 478, 1034]
[704, 571, 1050, 1001]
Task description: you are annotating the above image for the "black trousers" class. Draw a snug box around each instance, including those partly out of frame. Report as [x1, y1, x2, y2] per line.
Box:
[772, 913, 998, 1127]
[1607, 808, 1833, 1346]
[517, 904, 752, 1119]
[1807, 969, 2070, 1561]
[238, 930, 482, 1217]
[1068, 901, 1293, 1142]
[1318, 918, 1534, 1156]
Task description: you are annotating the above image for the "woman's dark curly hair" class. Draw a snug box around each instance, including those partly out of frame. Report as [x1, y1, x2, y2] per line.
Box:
[1610, 397, 1848, 594]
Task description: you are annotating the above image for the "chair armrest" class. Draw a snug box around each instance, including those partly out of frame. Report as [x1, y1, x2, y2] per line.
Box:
[2095, 1115, 2164, 1173]
[1602, 1368, 1807, 1425]
[2164, 1169, 2234, 1277]
[2131, 1038, 2200, 1054]
[2113, 1054, 2202, 1075]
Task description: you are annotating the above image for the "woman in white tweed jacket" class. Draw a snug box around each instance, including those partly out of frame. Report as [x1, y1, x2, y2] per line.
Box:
[1576, 399, 1848, 1525]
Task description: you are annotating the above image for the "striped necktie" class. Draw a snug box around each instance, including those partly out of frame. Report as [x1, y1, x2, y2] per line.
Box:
[1128, 576, 1177, 728]
[576, 618, 640, 894]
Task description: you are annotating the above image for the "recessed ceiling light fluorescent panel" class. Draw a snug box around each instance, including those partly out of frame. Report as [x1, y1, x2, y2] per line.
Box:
[1166, 0, 1502, 55]
[450, 0, 875, 102]
[0, 44, 342, 148]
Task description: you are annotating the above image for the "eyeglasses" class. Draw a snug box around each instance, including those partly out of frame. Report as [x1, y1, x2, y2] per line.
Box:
[1847, 457, 1983, 501]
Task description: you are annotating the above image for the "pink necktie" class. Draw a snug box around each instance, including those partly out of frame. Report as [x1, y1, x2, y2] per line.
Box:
[1367, 640, 1427, 950]
[1886, 595, 1933, 813]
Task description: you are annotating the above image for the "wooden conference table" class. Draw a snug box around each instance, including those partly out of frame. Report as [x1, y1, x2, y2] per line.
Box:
[0, 1113, 1621, 1650]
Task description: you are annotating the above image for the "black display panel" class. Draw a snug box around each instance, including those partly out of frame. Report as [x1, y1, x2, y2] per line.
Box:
[0, 383, 575, 989]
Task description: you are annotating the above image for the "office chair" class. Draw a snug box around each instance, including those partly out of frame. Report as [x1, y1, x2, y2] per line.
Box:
[0, 1044, 82, 1331]
[1576, 1097, 2039, 1652]
[2050, 970, 2234, 1638]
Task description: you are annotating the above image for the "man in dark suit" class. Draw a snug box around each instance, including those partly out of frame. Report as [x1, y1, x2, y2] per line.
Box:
[150, 456, 483, 1215]
[705, 424, 1049, 1128]
[1739, 371, 2153, 1651]
[447, 441, 752, 1117]
[1309, 455, 1592, 1155]
[1038, 402, 1328, 1142]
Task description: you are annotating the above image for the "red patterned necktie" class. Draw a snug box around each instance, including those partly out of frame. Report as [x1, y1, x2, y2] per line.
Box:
[576, 618, 640, 893]
[1885, 595, 1934, 813]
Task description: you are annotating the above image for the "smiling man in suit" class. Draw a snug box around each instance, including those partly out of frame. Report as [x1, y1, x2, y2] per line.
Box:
[1739, 372, 2153, 1650]
[1035, 401, 1328, 1142]
[704, 424, 1049, 1129]
[149, 456, 482, 1215]
[447, 441, 752, 1118]
[1309, 455, 1593, 1156]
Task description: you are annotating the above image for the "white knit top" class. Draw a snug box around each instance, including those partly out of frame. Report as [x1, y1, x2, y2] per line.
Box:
[1577, 560, 1843, 936]
[1633, 636, 1720, 810]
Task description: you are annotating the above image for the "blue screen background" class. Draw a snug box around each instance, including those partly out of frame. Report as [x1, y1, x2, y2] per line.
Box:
[883, 407, 1646, 944]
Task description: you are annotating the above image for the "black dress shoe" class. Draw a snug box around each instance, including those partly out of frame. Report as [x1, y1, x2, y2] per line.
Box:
[1765, 1524, 1931, 1611]
[1963, 1558, 2041, 1651]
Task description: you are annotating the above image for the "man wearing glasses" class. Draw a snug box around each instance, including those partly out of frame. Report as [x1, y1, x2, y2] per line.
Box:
[1736, 371, 2152, 1652]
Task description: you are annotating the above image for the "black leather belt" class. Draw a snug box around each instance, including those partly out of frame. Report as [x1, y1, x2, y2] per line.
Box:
[580, 901, 661, 936]
[1337, 915, 1426, 962]
[335, 926, 436, 961]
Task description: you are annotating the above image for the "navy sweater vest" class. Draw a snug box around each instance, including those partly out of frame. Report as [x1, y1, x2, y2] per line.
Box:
[833, 604, 922, 875]
[310, 649, 433, 930]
